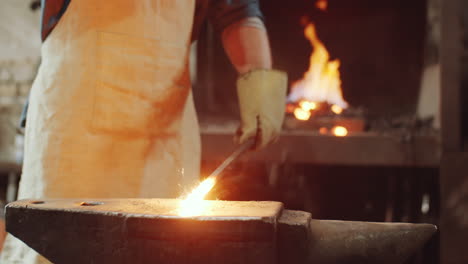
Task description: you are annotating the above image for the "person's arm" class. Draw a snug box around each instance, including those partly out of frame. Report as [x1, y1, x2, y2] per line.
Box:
[221, 18, 287, 150]
[207, 1, 288, 150]
[221, 17, 272, 74]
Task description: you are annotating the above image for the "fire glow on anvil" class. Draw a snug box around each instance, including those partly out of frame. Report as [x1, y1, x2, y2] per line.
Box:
[5, 199, 436, 264]
[178, 177, 216, 216]
[178, 138, 255, 216]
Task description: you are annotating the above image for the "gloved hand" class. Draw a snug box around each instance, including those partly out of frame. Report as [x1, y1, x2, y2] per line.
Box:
[236, 69, 288, 150]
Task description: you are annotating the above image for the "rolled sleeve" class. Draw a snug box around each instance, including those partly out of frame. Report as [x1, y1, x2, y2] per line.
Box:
[207, 0, 264, 33]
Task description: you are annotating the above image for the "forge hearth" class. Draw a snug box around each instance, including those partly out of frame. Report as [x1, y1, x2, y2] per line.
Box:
[283, 103, 366, 134]
[200, 118, 440, 167]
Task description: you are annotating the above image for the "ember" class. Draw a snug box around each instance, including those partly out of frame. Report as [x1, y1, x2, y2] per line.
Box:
[315, 0, 328, 11]
[299, 100, 317, 112]
[319, 127, 328, 134]
[331, 104, 343, 115]
[332, 126, 348, 137]
[294, 107, 312, 121]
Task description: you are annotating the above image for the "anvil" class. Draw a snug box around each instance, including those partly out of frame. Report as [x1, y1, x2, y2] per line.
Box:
[5, 199, 436, 264]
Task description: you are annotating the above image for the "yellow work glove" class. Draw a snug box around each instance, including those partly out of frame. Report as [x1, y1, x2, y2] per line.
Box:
[236, 69, 288, 150]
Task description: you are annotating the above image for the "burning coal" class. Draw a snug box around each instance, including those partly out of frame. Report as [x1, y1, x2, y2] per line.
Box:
[332, 126, 348, 137]
[316, 0, 328, 11]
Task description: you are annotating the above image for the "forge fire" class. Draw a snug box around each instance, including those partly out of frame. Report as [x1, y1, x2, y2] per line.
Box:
[288, 23, 348, 114]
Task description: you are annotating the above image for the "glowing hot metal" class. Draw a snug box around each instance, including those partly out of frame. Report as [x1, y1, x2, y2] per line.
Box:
[178, 177, 216, 217]
[178, 139, 255, 217]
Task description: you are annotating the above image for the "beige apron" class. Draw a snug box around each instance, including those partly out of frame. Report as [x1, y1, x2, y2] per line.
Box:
[1, 0, 199, 263]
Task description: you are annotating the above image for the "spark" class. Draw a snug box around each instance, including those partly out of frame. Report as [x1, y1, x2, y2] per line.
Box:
[178, 177, 216, 217]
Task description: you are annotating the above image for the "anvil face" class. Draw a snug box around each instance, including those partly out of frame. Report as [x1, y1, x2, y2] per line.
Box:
[9, 199, 283, 219]
[6, 199, 283, 264]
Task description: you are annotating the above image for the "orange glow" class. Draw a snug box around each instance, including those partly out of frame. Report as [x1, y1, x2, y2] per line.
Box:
[331, 105, 343, 115]
[319, 127, 328, 134]
[178, 177, 216, 217]
[288, 23, 348, 119]
[316, 0, 328, 11]
[332, 126, 348, 137]
[286, 104, 297, 113]
[294, 108, 312, 121]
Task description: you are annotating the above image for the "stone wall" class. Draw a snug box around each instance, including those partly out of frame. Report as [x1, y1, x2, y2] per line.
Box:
[0, 59, 39, 162]
[0, 1, 41, 163]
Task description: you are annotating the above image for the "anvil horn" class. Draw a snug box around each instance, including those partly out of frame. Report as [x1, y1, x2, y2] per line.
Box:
[277, 210, 437, 264]
[307, 218, 437, 264]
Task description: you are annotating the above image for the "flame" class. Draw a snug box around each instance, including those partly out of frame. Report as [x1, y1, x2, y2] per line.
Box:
[289, 23, 348, 117]
[316, 0, 328, 11]
[178, 177, 216, 217]
[332, 126, 348, 137]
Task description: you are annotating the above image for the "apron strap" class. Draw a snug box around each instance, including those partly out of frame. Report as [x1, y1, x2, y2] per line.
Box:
[41, 0, 72, 41]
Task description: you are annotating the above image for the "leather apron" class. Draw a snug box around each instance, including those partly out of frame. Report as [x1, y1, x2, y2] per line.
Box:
[1, 0, 199, 263]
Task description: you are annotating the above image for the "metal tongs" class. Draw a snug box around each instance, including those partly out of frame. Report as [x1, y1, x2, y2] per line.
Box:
[207, 138, 255, 180]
